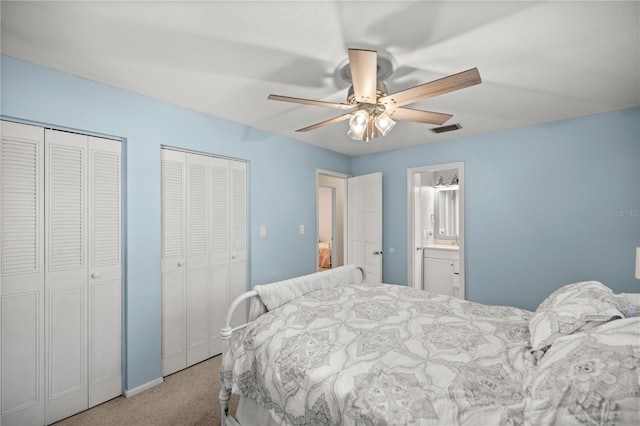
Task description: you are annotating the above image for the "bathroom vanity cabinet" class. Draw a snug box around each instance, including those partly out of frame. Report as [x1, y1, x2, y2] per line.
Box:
[423, 247, 462, 298]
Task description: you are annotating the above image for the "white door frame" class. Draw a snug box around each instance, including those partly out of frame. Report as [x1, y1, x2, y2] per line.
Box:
[316, 169, 350, 269]
[318, 184, 338, 268]
[407, 162, 465, 293]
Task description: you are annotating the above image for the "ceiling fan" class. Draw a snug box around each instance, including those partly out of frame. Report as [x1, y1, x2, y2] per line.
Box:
[268, 49, 481, 142]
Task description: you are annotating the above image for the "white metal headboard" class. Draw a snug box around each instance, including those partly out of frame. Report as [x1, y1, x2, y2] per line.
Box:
[218, 266, 365, 425]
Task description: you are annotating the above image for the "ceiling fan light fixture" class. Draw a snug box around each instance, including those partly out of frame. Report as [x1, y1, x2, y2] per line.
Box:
[268, 48, 481, 144]
[374, 112, 396, 136]
[347, 126, 364, 140]
[363, 119, 378, 142]
[348, 109, 369, 140]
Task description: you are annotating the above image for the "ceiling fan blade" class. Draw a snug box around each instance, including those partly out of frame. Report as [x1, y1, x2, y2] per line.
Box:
[268, 94, 353, 110]
[388, 107, 452, 125]
[379, 68, 481, 109]
[296, 113, 353, 132]
[348, 49, 378, 103]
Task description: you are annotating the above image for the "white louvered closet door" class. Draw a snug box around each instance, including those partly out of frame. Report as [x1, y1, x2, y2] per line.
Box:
[1, 122, 122, 426]
[44, 130, 123, 424]
[160, 149, 187, 376]
[160, 150, 217, 373]
[185, 153, 210, 367]
[44, 129, 89, 424]
[1, 121, 45, 426]
[161, 150, 247, 367]
[209, 157, 247, 356]
[209, 157, 230, 356]
[87, 137, 122, 408]
[228, 160, 247, 329]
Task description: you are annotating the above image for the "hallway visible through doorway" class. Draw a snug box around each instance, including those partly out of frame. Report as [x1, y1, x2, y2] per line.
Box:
[317, 170, 347, 272]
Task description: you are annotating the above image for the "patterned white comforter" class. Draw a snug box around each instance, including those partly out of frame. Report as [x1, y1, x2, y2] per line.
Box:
[221, 283, 534, 425]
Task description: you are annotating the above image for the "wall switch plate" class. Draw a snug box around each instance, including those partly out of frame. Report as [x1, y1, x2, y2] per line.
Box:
[260, 225, 267, 237]
[299, 224, 304, 235]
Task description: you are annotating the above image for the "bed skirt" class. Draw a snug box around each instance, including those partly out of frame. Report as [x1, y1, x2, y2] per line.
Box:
[236, 396, 279, 426]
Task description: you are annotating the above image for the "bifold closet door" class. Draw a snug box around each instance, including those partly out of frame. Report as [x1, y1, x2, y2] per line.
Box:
[209, 158, 246, 356]
[185, 153, 210, 367]
[1, 122, 122, 426]
[44, 130, 123, 424]
[228, 160, 247, 329]
[44, 129, 89, 423]
[160, 149, 187, 376]
[208, 157, 230, 356]
[86, 136, 122, 408]
[161, 150, 212, 374]
[1, 121, 46, 426]
[161, 150, 247, 371]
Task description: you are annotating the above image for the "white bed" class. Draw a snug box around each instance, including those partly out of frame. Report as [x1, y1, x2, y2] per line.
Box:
[219, 265, 640, 425]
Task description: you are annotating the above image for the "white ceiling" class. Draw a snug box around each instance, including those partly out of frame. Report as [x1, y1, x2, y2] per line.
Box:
[2, 1, 639, 156]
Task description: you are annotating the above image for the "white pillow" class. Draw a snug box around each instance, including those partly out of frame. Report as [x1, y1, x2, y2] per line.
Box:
[528, 281, 625, 352]
[525, 316, 640, 425]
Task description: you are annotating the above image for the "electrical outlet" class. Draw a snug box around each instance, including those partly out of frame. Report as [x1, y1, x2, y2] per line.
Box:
[259, 225, 267, 237]
[299, 224, 304, 235]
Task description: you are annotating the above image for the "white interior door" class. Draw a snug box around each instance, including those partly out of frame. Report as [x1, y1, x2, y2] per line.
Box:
[347, 172, 382, 283]
[1, 121, 45, 426]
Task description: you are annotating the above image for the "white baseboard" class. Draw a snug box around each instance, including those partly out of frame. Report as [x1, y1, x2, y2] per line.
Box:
[124, 377, 163, 398]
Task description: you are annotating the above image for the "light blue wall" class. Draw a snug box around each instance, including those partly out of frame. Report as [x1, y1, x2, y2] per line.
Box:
[2, 55, 639, 391]
[1, 55, 350, 391]
[352, 108, 640, 311]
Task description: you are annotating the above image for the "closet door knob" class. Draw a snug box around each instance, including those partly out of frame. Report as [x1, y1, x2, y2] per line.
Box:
[91, 272, 101, 278]
[177, 261, 185, 267]
[231, 254, 237, 260]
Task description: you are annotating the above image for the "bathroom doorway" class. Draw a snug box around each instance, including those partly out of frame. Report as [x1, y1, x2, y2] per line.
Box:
[407, 163, 465, 297]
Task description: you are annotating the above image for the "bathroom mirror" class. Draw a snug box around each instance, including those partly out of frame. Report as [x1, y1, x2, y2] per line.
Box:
[435, 188, 459, 240]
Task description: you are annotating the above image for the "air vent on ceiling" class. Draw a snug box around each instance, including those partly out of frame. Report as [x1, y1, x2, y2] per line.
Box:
[430, 123, 462, 134]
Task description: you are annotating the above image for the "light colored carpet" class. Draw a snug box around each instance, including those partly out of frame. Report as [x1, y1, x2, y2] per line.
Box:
[53, 355, 237, 426]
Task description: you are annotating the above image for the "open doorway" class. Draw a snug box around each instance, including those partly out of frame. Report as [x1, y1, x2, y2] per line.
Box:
[318, 186, 335, 270]
[407, 163, 465, 298]
[316, 170, 348, 271]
